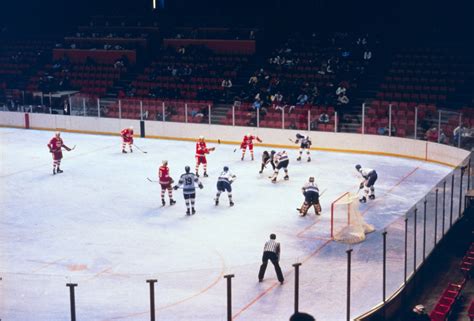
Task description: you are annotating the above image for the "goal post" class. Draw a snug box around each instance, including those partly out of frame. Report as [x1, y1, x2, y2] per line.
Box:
[330, 192, 375, 244]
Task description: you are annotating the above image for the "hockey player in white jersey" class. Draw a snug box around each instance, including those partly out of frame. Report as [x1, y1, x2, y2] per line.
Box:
[295, 133, 312, 162]
[270, 151, 289, 183]
[355, 164, 378, 203]
[215, 166, 236, 206]
[297, 177, 321, 216]
[173, 166, 203, 215]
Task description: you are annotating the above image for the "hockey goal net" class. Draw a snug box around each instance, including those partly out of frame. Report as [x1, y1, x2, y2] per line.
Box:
[330, 192, 375, 244]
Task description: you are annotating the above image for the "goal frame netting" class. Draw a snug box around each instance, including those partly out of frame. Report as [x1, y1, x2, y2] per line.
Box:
[330, 192, 375, 244]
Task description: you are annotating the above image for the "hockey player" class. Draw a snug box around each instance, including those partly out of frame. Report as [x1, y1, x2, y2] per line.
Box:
[240, 133, 262, 160]
[47, 131, 72, 175]
[259, 150, 276, 174]
[215, 166, 236, 206]
[121, 126, 134, 153]
[355, 164, 378, 203]
[174, 166, 203, 215]
[195, 136, 215, 177]
[158, 160, 176, 206]
[295, 133, 312, 162]
[297, 177, 321, 216]
[270, 151, 289, 183]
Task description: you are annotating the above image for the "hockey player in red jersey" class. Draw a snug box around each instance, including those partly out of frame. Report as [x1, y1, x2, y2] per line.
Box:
[159, 160, 176, 206]
[195, 136, 215, 177]
[240, 133, 262, 160]
[120, 126, 134, 153]
[47, 131, 72, 175]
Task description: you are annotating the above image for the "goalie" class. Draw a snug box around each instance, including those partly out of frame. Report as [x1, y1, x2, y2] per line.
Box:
[297, 177, 321, 216]
[355, 164, 378, 203]
[294, 133, 312, 162]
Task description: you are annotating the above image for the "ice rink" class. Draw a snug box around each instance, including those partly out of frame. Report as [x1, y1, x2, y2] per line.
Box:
[0, 127, 461, 321]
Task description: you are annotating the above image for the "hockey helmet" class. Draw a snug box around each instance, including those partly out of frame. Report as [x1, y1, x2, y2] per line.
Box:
[309, 177, 315, 182]
[185, 166, 191, 173]
[355, 164, 362, 171]
[223, 166, 229, 172]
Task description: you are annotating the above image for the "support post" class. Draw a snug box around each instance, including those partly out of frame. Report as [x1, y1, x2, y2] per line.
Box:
[346, 249, 352, 321]
[437, 111, 442, 143]
[362, 103, 365, 134]
[146, 279, 157, 321]
[307, 110, 311, 131]
[293, 263, 302, 313]
[459, 167, 464, 218]
[404, 217, 408, 284]
[388, 104, 392, 137]
[423, 199, 427, 261]
[232, 105, 235, 126]
[162, 102, 165, 122]
[414, 107, 418, 139]
[282, 109, 285, 129]
[185, 103, 188, 123]
[413, 208, 417, 273]
[140, 100, 143, 121]
[442, 181, 446, 235]
[66, 283, 78, 321]
[208, 104, 211, 125]
[224, 274, 235, 321]
[450, 174, 454, 227]
[434, 188, 438, 246]
[382, 231, 387, 304]
[257, 108, 260, 128]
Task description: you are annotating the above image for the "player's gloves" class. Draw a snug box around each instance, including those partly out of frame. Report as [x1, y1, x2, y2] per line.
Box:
[198, 183, 203, 189]
[173, 185, 179, 190]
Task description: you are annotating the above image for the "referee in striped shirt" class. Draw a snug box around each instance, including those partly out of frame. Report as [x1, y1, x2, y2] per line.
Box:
[258, 233, 284, 284]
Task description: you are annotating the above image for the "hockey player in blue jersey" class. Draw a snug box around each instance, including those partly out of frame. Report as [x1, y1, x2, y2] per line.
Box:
[215, 166, 236, 206]
[295, 133, 312, 162]
[355, 164, 378, 203]
[270, 151, 289, 183]
[173, 166, 203, 215]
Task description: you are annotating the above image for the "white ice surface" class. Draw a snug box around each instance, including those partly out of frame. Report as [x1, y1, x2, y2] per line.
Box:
[0, 128, 455, 321]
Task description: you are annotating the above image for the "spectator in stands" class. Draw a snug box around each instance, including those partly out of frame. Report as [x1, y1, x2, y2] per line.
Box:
[407, 304, 430, 321]
[425, 127, 438, 142]
[318, 113, 330, 124]
[289, 312, 316, 321]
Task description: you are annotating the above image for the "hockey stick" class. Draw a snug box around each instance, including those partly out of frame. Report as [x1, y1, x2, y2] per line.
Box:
[133, 144, 148, 154]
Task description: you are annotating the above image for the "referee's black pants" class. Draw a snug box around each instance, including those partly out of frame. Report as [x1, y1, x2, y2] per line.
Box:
[258, 251, 284, 282]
